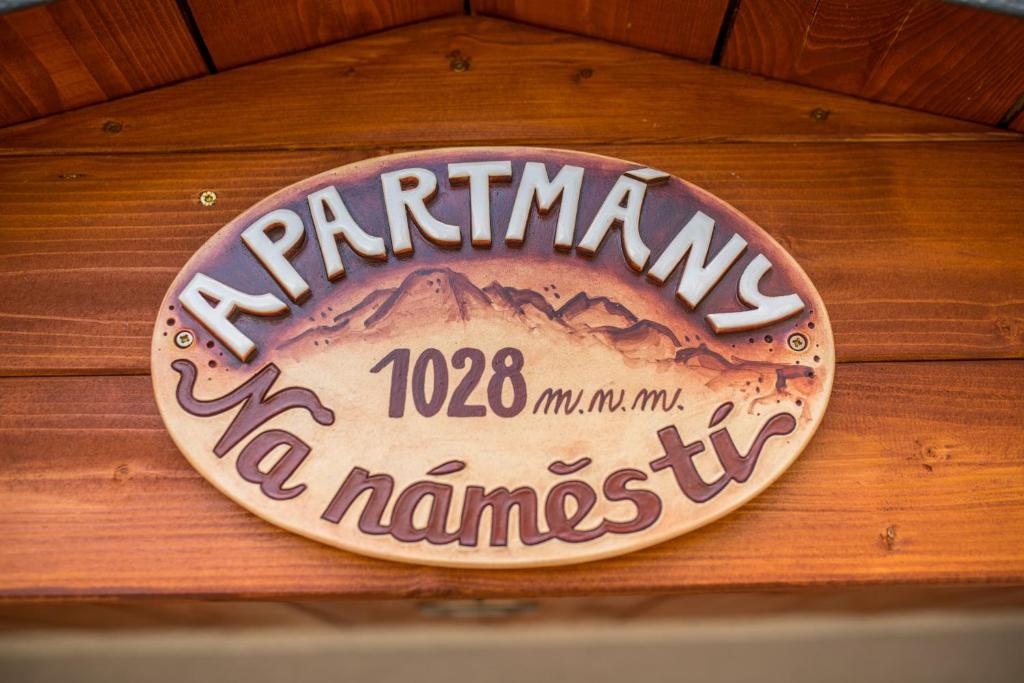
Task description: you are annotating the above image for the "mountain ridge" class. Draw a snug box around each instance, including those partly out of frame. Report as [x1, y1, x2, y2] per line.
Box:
[278, 267, 813, 387]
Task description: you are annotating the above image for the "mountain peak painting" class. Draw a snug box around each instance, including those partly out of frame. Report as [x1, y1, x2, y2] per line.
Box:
[282, 266, 814, 390]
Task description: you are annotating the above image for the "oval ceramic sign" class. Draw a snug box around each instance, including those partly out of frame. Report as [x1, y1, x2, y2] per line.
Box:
[152, 147, 834, 568]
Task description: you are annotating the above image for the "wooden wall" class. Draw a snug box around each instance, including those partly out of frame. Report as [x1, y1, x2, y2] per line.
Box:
[1, 14, 1022, 608]
[1, 0, 1022, 129]
[0, 0, 463, 127]
[186, 0, 463, 70]
[0, 0, 207, 127]
[473, 0, 733, 61]
[479, 1, 1024, 127]
[720, 0, 1024, 127]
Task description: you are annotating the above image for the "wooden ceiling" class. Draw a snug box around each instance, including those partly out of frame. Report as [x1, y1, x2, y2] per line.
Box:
[1, 0, 1023, 129]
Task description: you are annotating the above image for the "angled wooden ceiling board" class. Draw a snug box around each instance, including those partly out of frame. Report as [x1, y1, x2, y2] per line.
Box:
[720, 0, 1024, 127]
[0, 16, 1013, 154]
[0, 0, 208, 128]
[472, 0, 732, 61]
[720, 0, 1024, 126]
[185, 0, 464, 70]
[1012, 107, 1024, 132]
[2, 141, 1023, 376]
[1, 361, 1022, 598]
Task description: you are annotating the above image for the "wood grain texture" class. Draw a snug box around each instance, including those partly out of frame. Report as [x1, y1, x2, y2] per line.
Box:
[473, 0, 731, 61]
[1, 360, 1021, 599]
[1012, 108, 1024, 133]
[0, 0, 207, 128]
[0, 12, 1021, 609]
[2, 142, 1021, 376]
[721, 0, 1024, 126]
[0, 16, 1014, 155]
[186, 0, 462, 70]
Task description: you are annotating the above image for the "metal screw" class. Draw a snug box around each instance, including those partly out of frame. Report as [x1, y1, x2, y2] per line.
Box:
[198, 190, 217, 207]
[102, 120, 123, 134]
[881, 525, 897, 550]
[448, 50, 470, 72]
[810, 108, 830, 121]
[788, 332, 808, 352]
[174, 329, 195, 349]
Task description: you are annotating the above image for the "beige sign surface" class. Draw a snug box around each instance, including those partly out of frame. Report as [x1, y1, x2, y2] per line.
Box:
[151, 148, 834, 568]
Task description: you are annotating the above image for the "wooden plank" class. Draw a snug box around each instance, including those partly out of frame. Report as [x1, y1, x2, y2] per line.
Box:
[1011, 108, 1024, 133]
[4, 587, 1024, 629]
[186, 0, 462, 70]
[721, 0, 1024, 126]
[2, 141, 1022, 376]
[0, 0, 208, 128]
[0, 16, 1013, 155]
[0, 360, 1021, 599]
[473, 0, 731, 62]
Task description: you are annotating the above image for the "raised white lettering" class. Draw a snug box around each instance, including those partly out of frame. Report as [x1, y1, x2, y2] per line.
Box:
[307, 185, 386, 280]
[178, 273, 288, 361]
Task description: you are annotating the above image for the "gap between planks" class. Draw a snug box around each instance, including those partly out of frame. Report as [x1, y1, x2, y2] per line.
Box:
[2, 133, 1022, 158]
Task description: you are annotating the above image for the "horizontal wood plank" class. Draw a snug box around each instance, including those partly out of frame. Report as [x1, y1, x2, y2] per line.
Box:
[0, 360, 1021, 599]
[187, 0, 462, 70]
[0, 16, 1014, 155]
[2, 141, 1022, 376]
[473, 0, 731, 61]
[721, 0, 1024, 126]
[0, 0, 207, 128]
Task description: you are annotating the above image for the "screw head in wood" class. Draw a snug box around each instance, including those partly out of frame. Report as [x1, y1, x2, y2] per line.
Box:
[788, 332, 808, 352]
[174, 330, 195, 349]
[198, 191, 218, 207]
[447, 50, 470, 72]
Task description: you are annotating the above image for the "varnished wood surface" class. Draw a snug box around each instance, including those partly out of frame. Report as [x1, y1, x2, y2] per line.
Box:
[0, 2, 1021, 131]
[721, 0, 1024, 126]
[187, 0, 461, 70]
[1, 361, 1022, 599]
[0, 15, 1021, 607]
[0, 0, 207, 128]
[1, 142, 1022, 376]
[1011, 108, 1024, 132]
[474, 0, 731, 61]
[0, 17, 1015, 155]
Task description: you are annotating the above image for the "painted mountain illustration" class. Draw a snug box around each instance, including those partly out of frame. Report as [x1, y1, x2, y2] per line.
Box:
[279, 267, 815, 393]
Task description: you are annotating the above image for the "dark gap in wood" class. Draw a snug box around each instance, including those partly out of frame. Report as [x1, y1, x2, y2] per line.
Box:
[174, 0, 218, 73]
[2, 131, 1021, 158]
[996, 90, 1024, 128]
[710, 0, 743, 65]
[464, 0, 473, 15]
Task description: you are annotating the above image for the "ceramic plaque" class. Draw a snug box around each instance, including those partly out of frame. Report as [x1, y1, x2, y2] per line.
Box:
[151, 147, 835, 568]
